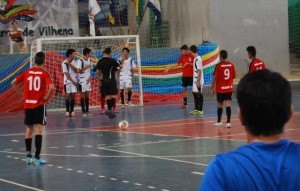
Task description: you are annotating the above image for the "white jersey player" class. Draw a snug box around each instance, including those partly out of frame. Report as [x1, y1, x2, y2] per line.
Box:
[62, 49, 79, 117]
[190, 45, 204, 115]
[118, 47, 137, 109]
[77, 48, 94, 117]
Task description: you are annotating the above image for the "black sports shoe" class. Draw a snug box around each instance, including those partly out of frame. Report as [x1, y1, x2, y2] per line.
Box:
[105, 110, 116, 119]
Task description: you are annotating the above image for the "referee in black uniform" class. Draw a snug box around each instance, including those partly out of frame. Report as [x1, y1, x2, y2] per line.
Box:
[94, 47, 123, 118]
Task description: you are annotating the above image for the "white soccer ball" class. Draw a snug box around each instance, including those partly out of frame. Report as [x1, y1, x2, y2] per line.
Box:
[118, 120, 129, 130]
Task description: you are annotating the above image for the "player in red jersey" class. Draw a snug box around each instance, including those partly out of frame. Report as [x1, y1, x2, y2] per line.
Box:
[211, 50, 236, 128]
[247, 46, 266, 72]
[11, 52, 55, 165]
[165, 45, 194, 108]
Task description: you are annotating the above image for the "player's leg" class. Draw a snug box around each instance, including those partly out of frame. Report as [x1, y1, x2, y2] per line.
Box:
[100, 82, 106, 113]
[181, 77, 188, 108]
[224, 93, 233, 128]
[120, 81, 126, 109]
[79, 84, 86, 115]
[105, 80, 117, 119]
[215, 94, 224, 126]
[64, 85, 71, 117]
[32, 105, 47, 165]
[85, 91, 91, 116]
[126, 80, 133, 106]
[191, 82, 199, 114]
[70, 93, 76, 117]
[198, 91, 204, 114]
[24, 109, 34, 164]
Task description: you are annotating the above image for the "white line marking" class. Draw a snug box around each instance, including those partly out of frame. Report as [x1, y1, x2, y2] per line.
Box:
[134, 183, 142, 186]
[13, 157, 19, 160]
[97, 147, 208, 167]
[47, 164, 54, 167]
[49, 147, 59, 149]
[191, 171, 205, 175]
[98, 175, 106, 178]
[11, 140, 19, 142]
[65, 146, 75, 148]
[0, 178, 44, 191]
[4, 149, 12, 151]
[148, 186, 156, 189]
[6, 156, 12, 158]
[57, 166, 63, 169]
[87, 173, 94, 176]
[77, 171, 83, 173]
[66, 168, 73, 171]
[122, 180, 129, 183]
[161, 189, 170, 191]
[110, 178, 117, 181]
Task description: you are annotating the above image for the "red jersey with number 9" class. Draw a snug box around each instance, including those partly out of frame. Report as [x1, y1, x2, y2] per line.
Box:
[249, 58, 266, 72]
[213, 61, 236, 93]
[15, 67, 53, 109]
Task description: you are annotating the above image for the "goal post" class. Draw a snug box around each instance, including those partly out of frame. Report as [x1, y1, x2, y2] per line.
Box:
[30, 35, 143, 109]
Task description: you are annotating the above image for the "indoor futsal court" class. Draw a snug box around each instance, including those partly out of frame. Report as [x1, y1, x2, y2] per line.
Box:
[1, 85, 300, 191]
[0, 0, 299, 191]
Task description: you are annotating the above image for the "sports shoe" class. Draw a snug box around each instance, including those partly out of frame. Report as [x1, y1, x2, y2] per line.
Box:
[65, 112, 70, 118]
[193, 110, 204, 116]
[71, 112, 76, 117]
[179, 104, 188, 109]
[226, 123, 231, 128]
[26, 157, 33, 165]
[87, 112, 93, 116]
[33, 158, 47, 165]
[82, 113, 87, 117]
[105, 110, 116, 119]
[197, 111, 204, 115]
[121, 104, 125, 109]
[190, 109, 199, 115]
[214, 122, 223, 127]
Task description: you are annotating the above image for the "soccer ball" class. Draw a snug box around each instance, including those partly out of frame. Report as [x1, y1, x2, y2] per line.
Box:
[118, 120, 129, 130]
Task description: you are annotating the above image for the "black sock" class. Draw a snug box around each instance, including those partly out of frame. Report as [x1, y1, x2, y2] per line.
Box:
[85, 98, 89, 113]
[226, 107, 231, 123]
[198, 93, 203, 111]
[193, 93, 198, 110]
[111, 98, 116, 109]
[25, 138, 32, 158]
[120, 91, 125, 104]
[107, 99, 112, 110]
[217, 108, 223, 123]
[35, 135, 42, 160]
[183, 97, 187, 105]
[65, 99, 70, 113]
[80, 98, 85, 113]
[127, 91, 132, 102]
[70, 99, 75, 113]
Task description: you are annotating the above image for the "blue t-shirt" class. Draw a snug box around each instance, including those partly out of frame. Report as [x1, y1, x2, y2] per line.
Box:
[200, 139, 300, 191]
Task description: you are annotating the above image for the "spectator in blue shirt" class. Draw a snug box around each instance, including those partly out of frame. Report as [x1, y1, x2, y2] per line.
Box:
[200, 69, 300, 191]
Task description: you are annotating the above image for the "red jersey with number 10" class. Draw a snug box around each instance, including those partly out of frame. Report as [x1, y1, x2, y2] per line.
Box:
[249, 58, 266, 72]
[15, 67, 53, 109]
[213, 61, 236, 93]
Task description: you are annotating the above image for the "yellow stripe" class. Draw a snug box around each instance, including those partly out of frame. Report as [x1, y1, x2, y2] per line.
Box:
[5, 4, 37, 18]
[0, 58, 30, 84]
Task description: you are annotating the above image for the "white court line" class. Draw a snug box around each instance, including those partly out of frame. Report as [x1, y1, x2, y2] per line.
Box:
[97, 147, 208, 167]
[0, 178, 44, 191]
[191, 172, 205, 176]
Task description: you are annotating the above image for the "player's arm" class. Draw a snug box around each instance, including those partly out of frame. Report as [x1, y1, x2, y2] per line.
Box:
[64, 72, 78, 85]
[198, 69, 202, 89]
[66, 61, 78, 73]
[211, 66, 218, 95]
[11, 72, 25, 98]
[43, 83, 55, 102]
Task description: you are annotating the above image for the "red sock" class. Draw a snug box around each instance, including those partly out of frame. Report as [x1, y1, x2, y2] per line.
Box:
[100, 97, 105, 109]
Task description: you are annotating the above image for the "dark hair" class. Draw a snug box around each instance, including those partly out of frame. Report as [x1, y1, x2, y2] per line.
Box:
[189, 45, 198, 53]
[35, 52, 45, 65]
[220, 50, 228, 59]
[11, 21, 17, 25]
[122, 47, 130, 53]
[103, 47, 112, 54]
[180, 45, 188, 50]
[237, 69, 291, 136]
[83, 47, 92, 56]
[66, 49, 75, 57]
[247, 46, 256, 57]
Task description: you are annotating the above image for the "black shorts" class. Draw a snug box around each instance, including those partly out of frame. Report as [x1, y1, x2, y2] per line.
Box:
[217, 93, 233, 102]
[182, 77, 193, 87]
[24, 105, 47, 126]
[102, 79, 118, 96]
[12, 37, 24, 43]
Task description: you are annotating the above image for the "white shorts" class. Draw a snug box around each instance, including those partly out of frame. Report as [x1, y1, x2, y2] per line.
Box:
[79, 82, 91, 92]
[120, 80, 133, 89]
[192, 81, 203, 93]
[64, 83, 77, 94]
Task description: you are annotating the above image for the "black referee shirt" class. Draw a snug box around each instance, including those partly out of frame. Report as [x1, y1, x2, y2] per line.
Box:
[94, 57, 120, 80]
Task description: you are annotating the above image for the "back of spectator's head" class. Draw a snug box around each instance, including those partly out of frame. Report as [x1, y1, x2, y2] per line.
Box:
[237, 69, 292, 137]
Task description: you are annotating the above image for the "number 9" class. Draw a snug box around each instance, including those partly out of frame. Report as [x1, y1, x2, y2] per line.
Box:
[224, 69, 230, 80]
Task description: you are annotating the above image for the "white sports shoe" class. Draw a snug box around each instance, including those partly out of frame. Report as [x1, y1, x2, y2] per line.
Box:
[121, 104, 125, 109]
[65, 112, 70, 118]
[214, 122, 223, 127]
[71, 112, 76, 117]
[226, 123, 231, 128]
[128, 101, 132, 107]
